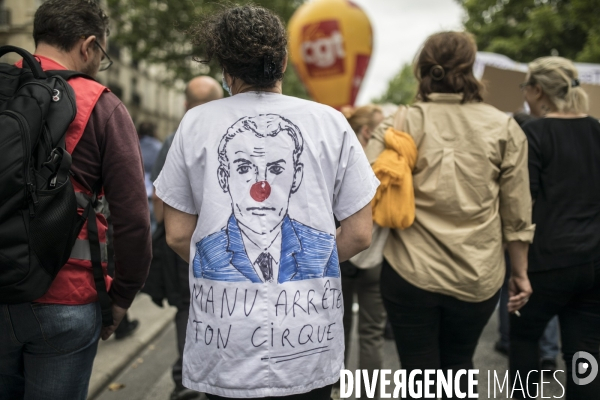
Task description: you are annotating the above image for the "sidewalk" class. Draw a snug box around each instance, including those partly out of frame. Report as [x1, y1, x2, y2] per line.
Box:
[88, 293, 176, 400]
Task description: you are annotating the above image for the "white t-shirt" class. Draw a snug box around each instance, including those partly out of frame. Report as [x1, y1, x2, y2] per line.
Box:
[154, 92, 379, 398]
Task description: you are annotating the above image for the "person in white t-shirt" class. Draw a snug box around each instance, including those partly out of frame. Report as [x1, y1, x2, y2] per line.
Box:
[154, 5, 378, 400]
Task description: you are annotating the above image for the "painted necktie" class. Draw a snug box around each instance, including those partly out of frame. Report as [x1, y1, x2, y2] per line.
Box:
[255, 252, 273, 282]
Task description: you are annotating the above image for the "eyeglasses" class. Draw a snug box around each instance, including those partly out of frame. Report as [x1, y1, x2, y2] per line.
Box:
[94, 40, 113, 71]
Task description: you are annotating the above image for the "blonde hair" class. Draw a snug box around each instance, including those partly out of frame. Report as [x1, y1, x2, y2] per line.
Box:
[342, 105, 383, 134]
[526, 57, 589, 114]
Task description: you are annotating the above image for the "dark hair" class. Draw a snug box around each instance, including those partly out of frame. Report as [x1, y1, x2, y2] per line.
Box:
[414, 31, 483, 103]
[138, 122, 156, 139]
[33, 0, 110, 52]
[191, 5, 287, 89]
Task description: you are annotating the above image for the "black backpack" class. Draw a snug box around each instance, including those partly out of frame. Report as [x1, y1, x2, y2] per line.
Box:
[0, 46, 112, 325]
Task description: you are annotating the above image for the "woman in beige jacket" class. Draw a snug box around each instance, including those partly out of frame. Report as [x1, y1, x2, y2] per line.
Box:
[370, 32, 534, 397]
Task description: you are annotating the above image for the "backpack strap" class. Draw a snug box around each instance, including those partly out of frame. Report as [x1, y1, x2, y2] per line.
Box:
[79, 188, 113, 328]
[45, 70, 96, 82]
[393, 105, 408, 131]
[49, 70, 112, 327]
[46, 71, 108, 154]
[0, 45, 46, 79]
[365, 105, 408, 164]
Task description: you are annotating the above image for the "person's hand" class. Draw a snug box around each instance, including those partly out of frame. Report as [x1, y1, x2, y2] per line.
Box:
[101, 304, 128, 340]
[507, 274, 532, 313]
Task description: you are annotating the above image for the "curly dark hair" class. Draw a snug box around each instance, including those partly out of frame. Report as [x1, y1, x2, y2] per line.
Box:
[191, 5, 287, 89]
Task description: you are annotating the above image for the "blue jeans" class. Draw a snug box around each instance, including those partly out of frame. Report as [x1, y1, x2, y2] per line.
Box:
[0, 302, 101, 400]
[538, 316, 559, 360]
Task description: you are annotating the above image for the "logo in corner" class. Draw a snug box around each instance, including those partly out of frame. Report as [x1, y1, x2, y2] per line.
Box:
[573, 351, 598, 385]
[52, 89, 61, 102]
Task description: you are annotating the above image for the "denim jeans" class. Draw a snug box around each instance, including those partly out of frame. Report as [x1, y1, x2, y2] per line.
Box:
[538, 316, 559, 360]
[341, 263, 387, 398]
[342, 263, 386, 372]
[0, 302, 101, 400]
[500, 305, 560, 360]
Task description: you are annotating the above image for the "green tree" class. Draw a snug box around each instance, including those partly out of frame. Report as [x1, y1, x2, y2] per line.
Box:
[106, 0, 308, 98]
[373, 63, 418, 105]
[458, 0, 600, 63]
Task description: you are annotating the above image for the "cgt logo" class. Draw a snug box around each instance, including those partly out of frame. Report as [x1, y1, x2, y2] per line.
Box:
[572, 351, 598, 386]
[301, 20, 345, 77]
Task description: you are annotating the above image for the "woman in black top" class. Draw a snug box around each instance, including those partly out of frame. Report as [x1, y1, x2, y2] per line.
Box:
[510, 56, 600, 399]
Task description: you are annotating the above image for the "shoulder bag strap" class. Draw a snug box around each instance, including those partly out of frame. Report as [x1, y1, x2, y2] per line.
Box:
[393, 105, 408, 131]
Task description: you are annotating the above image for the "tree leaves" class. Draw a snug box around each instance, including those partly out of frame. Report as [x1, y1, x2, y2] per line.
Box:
[377, 0, 600, 108]
[459, 0, 599, 63]
[106, 0, 308, 98]
[373, 63, 417, 105]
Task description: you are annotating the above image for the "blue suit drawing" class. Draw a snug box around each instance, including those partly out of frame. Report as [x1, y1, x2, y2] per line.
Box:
[193, 214, 340, 283]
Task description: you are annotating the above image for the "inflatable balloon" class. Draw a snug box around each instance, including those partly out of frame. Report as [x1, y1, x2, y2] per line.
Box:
[288, 0, 373, 109]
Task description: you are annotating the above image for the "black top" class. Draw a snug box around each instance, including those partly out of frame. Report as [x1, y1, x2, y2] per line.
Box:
[151, 133, 175, 182]
[523, 116, 600, 271]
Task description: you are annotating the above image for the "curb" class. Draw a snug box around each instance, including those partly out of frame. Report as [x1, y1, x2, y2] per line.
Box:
[88, 294, 177, 400]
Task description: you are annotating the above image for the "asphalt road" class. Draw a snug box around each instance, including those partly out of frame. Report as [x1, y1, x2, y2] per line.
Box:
[93, 308, 567, 400]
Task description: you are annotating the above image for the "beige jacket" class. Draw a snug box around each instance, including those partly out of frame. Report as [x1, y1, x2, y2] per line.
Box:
[367, 93, 535, 302]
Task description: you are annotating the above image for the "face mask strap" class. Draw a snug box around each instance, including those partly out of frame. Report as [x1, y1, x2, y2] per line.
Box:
[222, 69, 232, 96]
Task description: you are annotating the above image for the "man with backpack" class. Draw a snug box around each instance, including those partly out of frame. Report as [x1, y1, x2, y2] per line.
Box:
[0, 1, 151, 399]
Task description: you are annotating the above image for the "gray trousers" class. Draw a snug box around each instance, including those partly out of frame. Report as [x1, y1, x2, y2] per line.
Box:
[342, 263, 387, 378]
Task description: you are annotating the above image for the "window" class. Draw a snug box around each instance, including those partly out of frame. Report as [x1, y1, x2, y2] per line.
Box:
[0, 1, 11, 28]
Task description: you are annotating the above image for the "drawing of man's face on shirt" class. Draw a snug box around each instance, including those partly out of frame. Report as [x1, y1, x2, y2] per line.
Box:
[217, 115, 304, 235]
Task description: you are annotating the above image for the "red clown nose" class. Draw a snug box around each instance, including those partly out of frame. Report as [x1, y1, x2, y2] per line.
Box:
[250, 181, 271, 202]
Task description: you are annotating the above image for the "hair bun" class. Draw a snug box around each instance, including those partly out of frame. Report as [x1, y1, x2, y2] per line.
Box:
[264, 54, 277, 79]
[430, 65, 445, 81]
